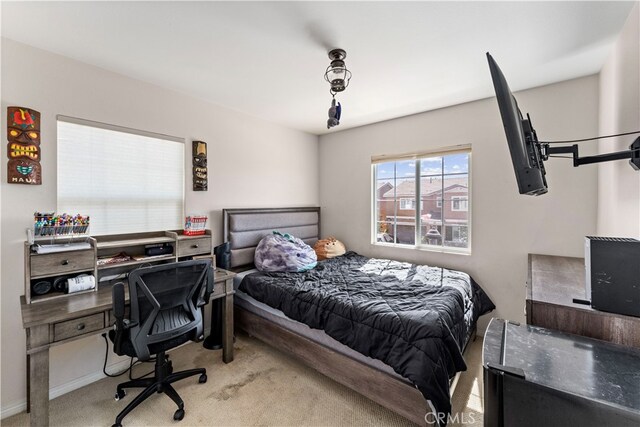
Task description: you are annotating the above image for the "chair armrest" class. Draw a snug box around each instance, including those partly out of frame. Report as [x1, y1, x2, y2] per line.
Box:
[112, 282, 137, 355]
[197, 266, 215, 307]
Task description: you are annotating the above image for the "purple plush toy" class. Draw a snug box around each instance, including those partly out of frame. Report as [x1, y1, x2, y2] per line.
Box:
[255, 231, 318, 272]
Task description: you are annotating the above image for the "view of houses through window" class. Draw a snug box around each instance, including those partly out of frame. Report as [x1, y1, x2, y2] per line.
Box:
[374, 150, 470, 251]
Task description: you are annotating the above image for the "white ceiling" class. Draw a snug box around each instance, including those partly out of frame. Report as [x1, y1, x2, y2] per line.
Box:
[1, 1, 636, 135]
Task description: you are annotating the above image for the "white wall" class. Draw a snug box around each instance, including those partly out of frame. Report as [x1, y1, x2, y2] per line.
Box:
[597, 3, 640, 237]
[319, 75, 600, 329]
[0, 38, 319, 417]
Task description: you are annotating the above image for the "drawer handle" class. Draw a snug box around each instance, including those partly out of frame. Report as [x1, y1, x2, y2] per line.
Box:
[61, 260, 69, 265]
[191, 244, 199, 249]
[76, 323, 85, 331]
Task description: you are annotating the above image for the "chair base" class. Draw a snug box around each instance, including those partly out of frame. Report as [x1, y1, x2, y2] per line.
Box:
[112, 351, 206, 427]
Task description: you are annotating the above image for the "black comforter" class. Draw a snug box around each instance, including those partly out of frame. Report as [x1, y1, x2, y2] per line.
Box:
[239, 251, 495, 418]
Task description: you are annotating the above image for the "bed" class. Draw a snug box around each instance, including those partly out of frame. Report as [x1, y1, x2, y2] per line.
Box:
[224, 207, 494, 425]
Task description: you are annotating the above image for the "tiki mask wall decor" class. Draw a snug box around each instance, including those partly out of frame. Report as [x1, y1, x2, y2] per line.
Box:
[8, 159, 41, 184]
[7, 107, 41, 185]
[192, 140, 208, 191]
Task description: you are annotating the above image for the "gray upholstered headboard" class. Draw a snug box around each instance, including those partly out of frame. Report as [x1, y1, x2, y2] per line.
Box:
[223, 207, 321, 270]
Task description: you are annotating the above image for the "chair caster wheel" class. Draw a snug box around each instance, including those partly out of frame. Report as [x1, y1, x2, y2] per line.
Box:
[114, 389, 126, 401]
[174, 408, 185, 421]
[198, 374, 207, 384]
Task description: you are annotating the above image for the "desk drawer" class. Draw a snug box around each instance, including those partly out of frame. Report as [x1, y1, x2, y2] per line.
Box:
[177, 237, 211, 257]
[54, 313, 104, 342]
[31, 250, 95, 277]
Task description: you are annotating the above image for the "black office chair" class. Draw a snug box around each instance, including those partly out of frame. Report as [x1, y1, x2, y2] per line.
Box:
[110, 259, 214, 427]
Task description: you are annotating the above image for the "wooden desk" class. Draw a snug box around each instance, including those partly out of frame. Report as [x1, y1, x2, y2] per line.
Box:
[20, 268, 236, 427]
[526, 254, 640, 348]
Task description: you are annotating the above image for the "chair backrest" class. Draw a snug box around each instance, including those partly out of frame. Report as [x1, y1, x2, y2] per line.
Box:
[126, 259, 213, 360]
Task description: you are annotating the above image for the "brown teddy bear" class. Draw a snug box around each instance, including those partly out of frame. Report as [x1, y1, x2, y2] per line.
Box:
[313, 237, 346, 260]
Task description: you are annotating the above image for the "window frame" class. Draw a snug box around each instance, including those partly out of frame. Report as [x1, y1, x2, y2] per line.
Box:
[371, 146, 471, 255]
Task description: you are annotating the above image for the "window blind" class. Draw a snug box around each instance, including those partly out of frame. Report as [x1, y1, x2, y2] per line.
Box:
[371, 144, 471, 164]
[57, 118, 184, 236]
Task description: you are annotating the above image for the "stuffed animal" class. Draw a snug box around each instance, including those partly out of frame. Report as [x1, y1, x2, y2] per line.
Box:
[255, 231, 317, 272]
[327, 98, 341, 129]
[313, 237, 346, 260]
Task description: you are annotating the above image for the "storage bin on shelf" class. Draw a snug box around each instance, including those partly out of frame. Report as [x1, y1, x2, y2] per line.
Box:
[184, 215, 207, 236]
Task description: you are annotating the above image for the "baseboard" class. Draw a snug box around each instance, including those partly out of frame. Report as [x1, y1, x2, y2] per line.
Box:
[0, 401, 26, 421]
[0, 358, 131, 420]
[0, 338, 199, 420]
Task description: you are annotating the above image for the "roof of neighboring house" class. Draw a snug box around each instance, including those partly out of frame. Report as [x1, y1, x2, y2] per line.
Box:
[376, 181, 393, 194]
[381, 177, 468, 198]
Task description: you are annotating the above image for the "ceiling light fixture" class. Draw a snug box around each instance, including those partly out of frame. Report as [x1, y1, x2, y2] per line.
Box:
[325, 48, 352, 129]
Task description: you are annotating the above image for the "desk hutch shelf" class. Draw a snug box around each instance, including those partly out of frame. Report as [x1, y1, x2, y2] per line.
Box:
[24, 237, 98, 304]
[25, 230, 213, 304]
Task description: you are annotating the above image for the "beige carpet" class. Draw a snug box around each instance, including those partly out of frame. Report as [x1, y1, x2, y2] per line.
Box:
[4, 333, 483, 426]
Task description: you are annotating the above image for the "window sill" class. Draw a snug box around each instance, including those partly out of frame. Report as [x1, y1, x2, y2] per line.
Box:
[371, 241, 471, 256]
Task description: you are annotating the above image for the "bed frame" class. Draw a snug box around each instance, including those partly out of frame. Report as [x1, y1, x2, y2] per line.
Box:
[224, 207, 471, 426]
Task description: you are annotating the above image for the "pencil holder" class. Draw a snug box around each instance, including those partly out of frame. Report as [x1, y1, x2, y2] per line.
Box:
[33, 212, 90, 237]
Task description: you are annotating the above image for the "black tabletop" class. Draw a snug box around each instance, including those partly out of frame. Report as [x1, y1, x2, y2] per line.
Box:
[484, 318, 640, 413]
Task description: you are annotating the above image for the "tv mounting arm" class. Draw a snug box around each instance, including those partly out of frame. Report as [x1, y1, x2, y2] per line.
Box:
[540, 136, 640, 170]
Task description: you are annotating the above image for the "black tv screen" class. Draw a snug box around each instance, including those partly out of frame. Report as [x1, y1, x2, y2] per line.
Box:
[487, 53, 548, 195]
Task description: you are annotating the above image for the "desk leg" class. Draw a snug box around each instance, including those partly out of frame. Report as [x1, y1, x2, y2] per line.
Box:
[27, 325, 50, 427]
[222, 284, 234, 363]
[26, 353, 30, 413]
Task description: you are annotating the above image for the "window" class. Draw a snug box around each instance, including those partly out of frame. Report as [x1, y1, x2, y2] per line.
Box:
[399, 198, 415, 210]
[372, 148, 470, 252]
[445, 225, 468, 242]
[451, 197, 468, 211]
[57, 117, 185, 236]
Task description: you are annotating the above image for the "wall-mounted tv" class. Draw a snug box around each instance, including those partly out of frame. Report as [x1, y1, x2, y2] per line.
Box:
[486, 53, 548, 195]
[487, 52, 639, 196]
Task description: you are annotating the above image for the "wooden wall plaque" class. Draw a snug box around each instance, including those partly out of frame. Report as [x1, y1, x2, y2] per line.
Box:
[7, 107, 41, 185]
[192, 140, 208, 191]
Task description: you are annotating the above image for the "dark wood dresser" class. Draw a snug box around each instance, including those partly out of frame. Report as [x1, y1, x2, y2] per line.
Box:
[526, 253, 640, 349]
